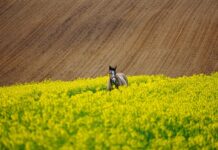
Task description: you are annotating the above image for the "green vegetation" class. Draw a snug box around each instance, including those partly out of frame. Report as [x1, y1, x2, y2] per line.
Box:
[0, 73, 218, 149]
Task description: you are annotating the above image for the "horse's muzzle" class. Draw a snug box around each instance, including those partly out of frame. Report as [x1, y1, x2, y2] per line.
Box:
[112, 78, 116, 84]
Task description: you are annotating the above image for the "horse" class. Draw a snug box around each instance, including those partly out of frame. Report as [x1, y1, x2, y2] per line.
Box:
[107, 65, 128, 91]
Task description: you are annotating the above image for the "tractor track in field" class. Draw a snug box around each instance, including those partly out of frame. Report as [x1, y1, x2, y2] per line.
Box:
[0, 0, 217, 85]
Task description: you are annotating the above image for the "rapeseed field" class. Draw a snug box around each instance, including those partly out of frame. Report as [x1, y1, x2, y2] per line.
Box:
[0, 73, 217, 149]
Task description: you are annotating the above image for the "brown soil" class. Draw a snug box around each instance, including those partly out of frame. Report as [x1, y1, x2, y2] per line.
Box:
[0, 0, 217, 85]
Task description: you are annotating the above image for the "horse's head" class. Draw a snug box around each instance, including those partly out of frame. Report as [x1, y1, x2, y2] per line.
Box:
[109, 65, 117, 84]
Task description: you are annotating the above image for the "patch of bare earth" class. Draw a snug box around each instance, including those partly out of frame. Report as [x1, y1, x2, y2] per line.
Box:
[0, 0, 217, 85]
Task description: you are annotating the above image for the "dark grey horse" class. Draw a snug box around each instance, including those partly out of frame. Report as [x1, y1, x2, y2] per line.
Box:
[107, 66, 128, 91]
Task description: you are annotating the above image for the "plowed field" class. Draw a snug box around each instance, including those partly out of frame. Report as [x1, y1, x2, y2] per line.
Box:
[0, 0, 217, 85]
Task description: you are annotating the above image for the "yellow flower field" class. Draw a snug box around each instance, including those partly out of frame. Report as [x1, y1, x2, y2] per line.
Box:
[0, 73, 218, 149]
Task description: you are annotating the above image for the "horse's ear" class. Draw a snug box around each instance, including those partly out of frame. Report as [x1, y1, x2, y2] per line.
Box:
[115, 65, 117, 70]
[109, 65, 112, 70]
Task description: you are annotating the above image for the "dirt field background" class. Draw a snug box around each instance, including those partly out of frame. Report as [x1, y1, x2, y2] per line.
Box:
[0, 0, 217, 85]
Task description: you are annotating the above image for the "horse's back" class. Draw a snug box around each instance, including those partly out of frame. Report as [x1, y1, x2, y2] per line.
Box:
[117, 73, 128, 85]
